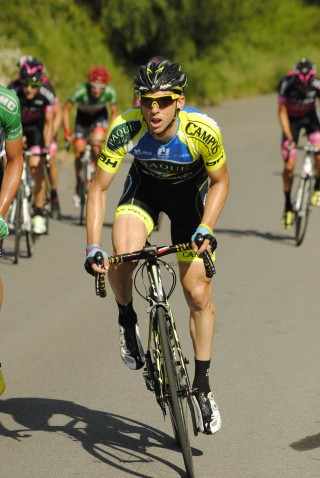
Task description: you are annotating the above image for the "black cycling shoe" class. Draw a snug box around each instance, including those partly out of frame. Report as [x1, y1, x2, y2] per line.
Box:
[119, 324, 145, 370]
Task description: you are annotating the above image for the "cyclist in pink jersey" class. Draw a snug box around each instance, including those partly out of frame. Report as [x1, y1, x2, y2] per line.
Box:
[12, 56, 62, 219]
[8, 58, 55, 234]
[277, 58, 320, 229]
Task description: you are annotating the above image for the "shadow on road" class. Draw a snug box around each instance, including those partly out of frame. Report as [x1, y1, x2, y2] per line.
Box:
[0, 397, 201, 477]
[59, 213, 113, 230]
[290, 432, 320, 451]
[216, 227, 293, 243]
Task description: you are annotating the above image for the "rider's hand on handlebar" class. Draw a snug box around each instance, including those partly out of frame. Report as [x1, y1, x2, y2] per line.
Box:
[64, 129, 72, 142]
[286, 139, 296, 151]
[84, 244, 109, 276]
[191, 224, 217, 255]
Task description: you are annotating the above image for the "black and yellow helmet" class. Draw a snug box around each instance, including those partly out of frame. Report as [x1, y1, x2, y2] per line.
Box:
[134, 56, 188, 97]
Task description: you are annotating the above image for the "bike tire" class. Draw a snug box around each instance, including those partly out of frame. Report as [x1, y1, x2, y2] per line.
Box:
[79, 192, 86, 226]
[26, 231, 35, 257]
[295, 176, 312, 247]
[13, 187, 23, 264]
[44, 189, 51, 236]
[157, 307, 195, 478]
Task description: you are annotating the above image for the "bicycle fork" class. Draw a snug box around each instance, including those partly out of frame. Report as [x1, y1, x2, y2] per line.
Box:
[143, 303, 193, 413]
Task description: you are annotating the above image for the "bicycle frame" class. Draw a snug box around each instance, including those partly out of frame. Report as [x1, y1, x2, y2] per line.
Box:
[7, 153, 34, 262]
[144, 254, 191, 408]
[294, 144, 314, 211]
[94, 242, 215, 477]
[24, 150, 51, 234]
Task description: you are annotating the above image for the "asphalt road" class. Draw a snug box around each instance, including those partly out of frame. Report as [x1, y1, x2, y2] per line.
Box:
[1, 94, 320, 478]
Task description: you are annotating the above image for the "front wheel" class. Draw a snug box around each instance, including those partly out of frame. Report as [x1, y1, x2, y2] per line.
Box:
[157, 307, 195, 478]
[294, 176, 312, 246]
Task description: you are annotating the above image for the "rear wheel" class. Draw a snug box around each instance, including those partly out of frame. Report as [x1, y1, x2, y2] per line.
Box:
[157, 307, 195, 478]
[295, 176, 312, 246]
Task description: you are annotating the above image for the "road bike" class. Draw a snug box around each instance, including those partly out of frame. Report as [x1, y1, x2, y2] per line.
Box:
[93, 238, 215, 478]
[7, 150, 52, 262]
[7, 152, 34, 263]
[293, 142, 319, 246]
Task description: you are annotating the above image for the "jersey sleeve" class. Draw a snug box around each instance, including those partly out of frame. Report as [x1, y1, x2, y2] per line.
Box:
[97, 111, 142, 174]
[180, 110, 226, 172]
[0, 88, 23, 141]
[68, 84, 86, 104]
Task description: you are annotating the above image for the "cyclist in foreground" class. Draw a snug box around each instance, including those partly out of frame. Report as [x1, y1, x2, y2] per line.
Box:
[84, 57, 229, 435]
[62, 66, 119, 207]
[277, 58, 320, 229]
[0, 84, 24, 395]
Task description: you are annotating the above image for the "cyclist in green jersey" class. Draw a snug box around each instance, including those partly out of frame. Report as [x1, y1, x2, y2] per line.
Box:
[84, 57, 229, 435]
[63, 66, 119, 207]
[0, 85, 24, 395]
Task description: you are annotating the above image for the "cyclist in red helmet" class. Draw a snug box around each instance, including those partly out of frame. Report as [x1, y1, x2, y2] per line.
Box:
[277, 58, 320, 229]
[63, 66, 118, 207]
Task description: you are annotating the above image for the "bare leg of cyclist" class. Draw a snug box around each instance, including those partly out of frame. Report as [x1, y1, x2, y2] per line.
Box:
[179, 261, 214, 362]
[109, 214, 147, 303]
[311, 150, 320, 206]
[73, 140, 86, 207]
[90, 127, 107, 162]
[0, 277, 5, 396]
[108, 214, 147, 370]
[282, 156, 296, 229]
[0, 276, 3, 311]
[180, 260, 221, 434]
[29, 157, 47, 234]
[49, 153, 61, 219]
[283, 157, 295, 201]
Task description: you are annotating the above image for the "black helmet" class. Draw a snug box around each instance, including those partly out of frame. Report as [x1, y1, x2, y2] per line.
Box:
[293, 58, 316, 86]
[19, 58, 44, 82]
[134, 56, 188, 97]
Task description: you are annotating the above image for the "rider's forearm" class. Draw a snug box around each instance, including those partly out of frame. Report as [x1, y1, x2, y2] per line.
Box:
[63, 113, 70, 132]
[201, 167, 229, 231]
[86, 183, 107, 246]
[278, 108, 292, 140]
[44, 118, 54, 148]
[62, 103, 72, 132]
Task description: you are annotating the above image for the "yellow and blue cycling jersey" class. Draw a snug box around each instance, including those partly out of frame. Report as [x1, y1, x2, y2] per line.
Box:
[98, 106, 226, 183]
